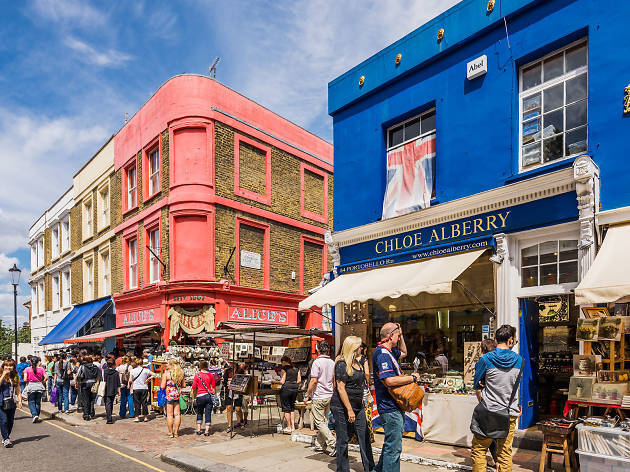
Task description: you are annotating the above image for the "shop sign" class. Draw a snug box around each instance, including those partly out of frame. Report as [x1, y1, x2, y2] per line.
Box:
[228, 305, 289, 325]
[171, 294, 207, 302]
[120, 309, 155, 326]
[168, 305, 216, 338]
[240, 250, 261, 269]
[467, 55, 487, 80]
[339, 192, 578, 266]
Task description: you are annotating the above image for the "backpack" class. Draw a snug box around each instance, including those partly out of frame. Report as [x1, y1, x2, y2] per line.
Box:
[120, 365, 131, 385]
[63, 362, 74, 381]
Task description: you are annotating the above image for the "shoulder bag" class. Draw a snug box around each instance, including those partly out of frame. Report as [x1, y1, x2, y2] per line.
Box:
[470, 362, 523, 439]
[380, 349, 425, 412]
[194, 373, 219, 407]
[174, 381, 187, 411]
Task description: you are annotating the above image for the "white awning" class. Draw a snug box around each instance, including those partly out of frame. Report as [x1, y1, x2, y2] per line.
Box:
[575, 224, 630, 305]
[299, 249, 485, 310]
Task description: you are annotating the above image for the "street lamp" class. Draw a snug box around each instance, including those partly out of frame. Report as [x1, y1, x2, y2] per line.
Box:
[9, 263, 21, 360]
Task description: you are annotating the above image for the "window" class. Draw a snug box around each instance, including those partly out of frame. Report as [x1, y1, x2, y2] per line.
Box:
[61, 217, 70, 253]
[520, 41, 588, 169]
[128, 239, 138, 289]
[149, 228, 160, 283]
[521, 240, 578, 287]
[30, 244, 36, 270]
[37, 238, 44, 267]
[127, 166, 137, 209]
[52, 274, 60, 310]
[38, 281, 44, 314]
[84, 259, 94, 300]
[148, 148, 160, 196]
[51, 224, 59, 259]
[31, 285, 37, 315]
[62, 270, 71, 307]
[84, 200, 93, 238]
[100, 250, 110, 296]
[99, 185, 110, 229]
[387, 109, 436, 150]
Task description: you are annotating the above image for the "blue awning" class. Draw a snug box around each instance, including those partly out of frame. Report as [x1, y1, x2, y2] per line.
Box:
[39, 297, 112, 345]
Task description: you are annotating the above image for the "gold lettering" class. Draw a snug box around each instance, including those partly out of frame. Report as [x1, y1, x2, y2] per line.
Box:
[429, 229, 440, 243]
[375, 241, 384, 254]
[451, 223, 461, 238]
[487, 215, 498, 230]
[402, 235, 413, 248]
[385, 239, 394, 253]
[498, 211, 510, 228]
[414, 232, 422, 247]
[462, 220, 472, 236]
[441, 226, 449, 241]
[394, 237, 401, 251]
[473, 218, 484, 233]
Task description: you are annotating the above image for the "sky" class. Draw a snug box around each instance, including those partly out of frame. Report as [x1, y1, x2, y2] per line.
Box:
[0, 0, 460, 327]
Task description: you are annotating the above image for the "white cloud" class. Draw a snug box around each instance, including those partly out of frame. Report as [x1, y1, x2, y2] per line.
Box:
[64, 36, 133, 68]
[29, 0, 107, 27]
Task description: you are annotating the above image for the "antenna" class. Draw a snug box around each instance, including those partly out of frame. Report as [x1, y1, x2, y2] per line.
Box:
[124, 112, 128, 123]
[209, 57, 220, 79]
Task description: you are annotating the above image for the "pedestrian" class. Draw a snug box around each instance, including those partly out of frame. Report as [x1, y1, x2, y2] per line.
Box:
[103, 356, 121, 424]
[143, 349, 154, 370]
[208, 358, 222, 413]
[331, 336, 375, 472]
[16, 357, 29, 394]
[0, 359, 23, 448]
[358, 343, 375, 445]
[305, 340, 336, 455]
[470, 325, 523, 472]
[46, 355, 56, 398]
[160, 359, 185, 437]
[70, 358, 80, 410]
[274, 355, 300, 434]
[116, 356, 135, 418]
[373, 322, 418, 472]
[474, 338, 499, 468]
[191, 360, 216, 436]
[77, 355, 101, 421]
[114, 350, 124, 368]
[53, 353, 72, 414]
[23, 356, 47, 423]
[129, 357, 155, 423]
[223, 364, 247, 432]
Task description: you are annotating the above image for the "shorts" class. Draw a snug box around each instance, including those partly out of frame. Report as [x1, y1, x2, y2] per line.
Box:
[225, 395, 243, 407]
[279, 385, 298, 413]
[166, 399, 179, 405]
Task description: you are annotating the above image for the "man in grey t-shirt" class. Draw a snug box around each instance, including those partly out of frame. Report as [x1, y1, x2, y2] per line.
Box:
[305, 341, 336, 456]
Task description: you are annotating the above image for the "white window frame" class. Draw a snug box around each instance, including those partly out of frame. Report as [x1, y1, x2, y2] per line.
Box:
[84, 198, 93, 239]
[99, 248, 110, 297]
[38, 280, 45, 314]
[51, 224, 60, 260]
[148, 148, 160, 196]
[148, 228, 160, 283]
[128, 239, 138, 289]
[84, 257, 94, 301]
[37, 237, 44, 268]
[98, 182, 110, 230]
[62, 269, 71, 308]
[127, 166, 137, 209]
[518, 39, 588, 172]
[30, 244, 37, 270]
[52, 273, 60, 311]
[31, 285, 38, 315]
[386, 108, 436, 151]
[61, 216, 70, 253]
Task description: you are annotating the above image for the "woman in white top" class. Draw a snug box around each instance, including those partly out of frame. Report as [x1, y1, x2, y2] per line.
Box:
[128, 357, 156, 422]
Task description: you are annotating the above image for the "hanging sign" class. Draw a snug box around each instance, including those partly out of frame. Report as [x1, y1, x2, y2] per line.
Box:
[467, 55, 487, 80]
[168, 305, 216, 338]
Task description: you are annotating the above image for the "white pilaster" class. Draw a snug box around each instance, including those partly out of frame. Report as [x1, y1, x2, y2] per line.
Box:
[573, 155, 600, 282]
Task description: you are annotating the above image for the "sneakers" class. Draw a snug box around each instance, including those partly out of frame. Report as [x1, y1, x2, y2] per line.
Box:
[226, 426, 233, 433]
[328, 450, 337, 457]
[312, 445, 325, 453]
[3, 438, 12, 448]
[133, 417, 141, 423]
[282, 427, 294, 434]
[32, 416, 39, 423]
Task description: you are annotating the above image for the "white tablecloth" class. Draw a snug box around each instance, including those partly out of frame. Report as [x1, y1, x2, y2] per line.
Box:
[420, 393, 478, 446]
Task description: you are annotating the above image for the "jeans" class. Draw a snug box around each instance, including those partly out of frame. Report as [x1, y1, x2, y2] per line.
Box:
[195, 394, 212, 425]
[471, 416, 518, 472]
[132, 389, 149, 417]
[104, 395, 116, 423]
[56, 380, 70, 411]
[47, 377, 53, 396]
[374, 409, 404, 472]
[80, 387, 96, 419]
[332, 406, 374, 472]
[70, 386, 78, 406]
[119, 387, 135, 418]
[27, 391, 43, 418]
[0, 406, 16, 440]
[311, 398, 336, 451]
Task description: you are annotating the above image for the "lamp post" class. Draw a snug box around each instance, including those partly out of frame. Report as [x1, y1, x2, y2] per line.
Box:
[9, 263, 21, 360]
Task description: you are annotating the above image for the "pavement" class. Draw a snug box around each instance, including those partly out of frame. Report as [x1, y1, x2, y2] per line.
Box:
[29, 400, 568, 472]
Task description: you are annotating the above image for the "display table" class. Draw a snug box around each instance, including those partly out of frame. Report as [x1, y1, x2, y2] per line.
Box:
[563, 399, 630, 419]
[420, 393, 478, 447]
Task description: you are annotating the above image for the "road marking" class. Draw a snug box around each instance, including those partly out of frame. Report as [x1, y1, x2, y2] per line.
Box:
[18, 409, 167, 472]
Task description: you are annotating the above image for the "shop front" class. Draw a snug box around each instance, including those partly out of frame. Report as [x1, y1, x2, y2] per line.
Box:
[300, 159, 598, 445]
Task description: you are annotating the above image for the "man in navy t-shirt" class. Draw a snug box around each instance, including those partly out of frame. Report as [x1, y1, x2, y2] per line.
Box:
[372, 322, 419, 472]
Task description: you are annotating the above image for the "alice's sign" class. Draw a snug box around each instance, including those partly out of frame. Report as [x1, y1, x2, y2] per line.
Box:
[228, 306, 289, 325]
[120, 309, 155, 326]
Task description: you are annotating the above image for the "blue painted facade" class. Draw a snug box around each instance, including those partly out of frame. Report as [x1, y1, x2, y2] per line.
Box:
[329, 0, 630, 232]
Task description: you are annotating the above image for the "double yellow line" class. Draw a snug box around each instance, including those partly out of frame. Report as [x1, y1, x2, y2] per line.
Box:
[18, 409, 166, 472]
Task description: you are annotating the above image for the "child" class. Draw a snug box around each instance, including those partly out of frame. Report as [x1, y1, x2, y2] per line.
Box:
[476, 338, 498, 468]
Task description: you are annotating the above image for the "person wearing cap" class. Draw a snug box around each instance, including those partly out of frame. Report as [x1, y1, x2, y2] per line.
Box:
[305, 340, 336, 456]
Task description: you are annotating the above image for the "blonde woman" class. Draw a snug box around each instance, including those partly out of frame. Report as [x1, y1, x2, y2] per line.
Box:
[330, 336, 374, 472]
[161, 359, 185, 437]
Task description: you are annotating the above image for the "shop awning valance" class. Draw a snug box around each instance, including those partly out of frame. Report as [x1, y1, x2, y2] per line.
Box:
[64, 323, 161, 344]
[575, 224, 630, 305]
[39, 297, 112, 345]
[298, 249, 485, 310]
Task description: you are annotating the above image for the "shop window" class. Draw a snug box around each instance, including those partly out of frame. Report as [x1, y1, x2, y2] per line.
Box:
[128, 238, 138, 289]
[148, 147, 160, 197]
[520, 40, 588, 170]
[521, 240, 578, 287]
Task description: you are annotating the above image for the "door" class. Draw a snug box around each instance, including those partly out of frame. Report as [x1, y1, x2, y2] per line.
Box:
[519, 298, 539, 429]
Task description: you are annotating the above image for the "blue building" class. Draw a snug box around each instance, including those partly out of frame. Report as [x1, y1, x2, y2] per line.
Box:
[300, 0, 630, 440]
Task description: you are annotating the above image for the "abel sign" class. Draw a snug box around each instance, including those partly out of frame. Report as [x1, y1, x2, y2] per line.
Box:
[467, 55, 487, 80]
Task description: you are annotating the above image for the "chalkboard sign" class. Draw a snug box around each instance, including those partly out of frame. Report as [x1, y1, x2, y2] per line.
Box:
[229, 374, 251, 393]
[284, 347, 310, 363]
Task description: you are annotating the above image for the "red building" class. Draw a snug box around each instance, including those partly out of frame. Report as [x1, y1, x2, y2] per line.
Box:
[111, 75, 333, 347]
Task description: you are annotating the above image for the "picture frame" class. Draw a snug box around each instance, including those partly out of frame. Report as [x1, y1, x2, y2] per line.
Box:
[598, 316, 623, 341]
[582, 306, 610, 319]
[568, 376, 595, 402]
[573, 355, 597, 377]
[614, 303, 629, 317]
[576, 318, 599, 341]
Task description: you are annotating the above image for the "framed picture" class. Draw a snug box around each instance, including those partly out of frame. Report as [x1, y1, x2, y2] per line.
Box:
[538, 295, 570, 323]
[598, 316, 623, 341]
[582, 306, 610, 319]
[568, 376, 595, 402]
[573, 355, 597, 377]
[576, 318, 599, 341]
[614, 303, 629, 317]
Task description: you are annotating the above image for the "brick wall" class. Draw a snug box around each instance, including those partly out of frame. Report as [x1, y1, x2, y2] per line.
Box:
[303, 240, 324, 294]
[238, 141, 268, 195]
[303, 169, 325, 214]
[71, 258, 82, 305]
[238, 224, 265, 289]
[160, 207, 170, 282]
[70, 205, 81, 253]
[44, 273, 51, 312]
[110, 235, 123, 294]
[44, 228, 51, 266]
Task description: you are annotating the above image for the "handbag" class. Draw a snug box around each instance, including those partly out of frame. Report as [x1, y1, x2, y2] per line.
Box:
[175, 383, 187, 410]
[156, 388, 167, 407]
[2, 385, 16, 410]
[50, 386, 58, 404]
[380, 348, 425, 412]
[470, 363, 523, 439]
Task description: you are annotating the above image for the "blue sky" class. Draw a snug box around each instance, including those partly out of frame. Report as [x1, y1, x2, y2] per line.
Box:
[0, 0, 458, 326]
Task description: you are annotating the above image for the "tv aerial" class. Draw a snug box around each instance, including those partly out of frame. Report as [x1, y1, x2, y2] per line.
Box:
[209, 57, 220, 79]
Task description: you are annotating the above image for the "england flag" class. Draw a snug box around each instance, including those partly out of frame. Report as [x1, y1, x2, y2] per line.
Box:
[382, 134, 436, 219]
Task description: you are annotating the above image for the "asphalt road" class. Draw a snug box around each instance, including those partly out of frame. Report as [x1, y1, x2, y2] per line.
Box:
[0, 409, 182, 472]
